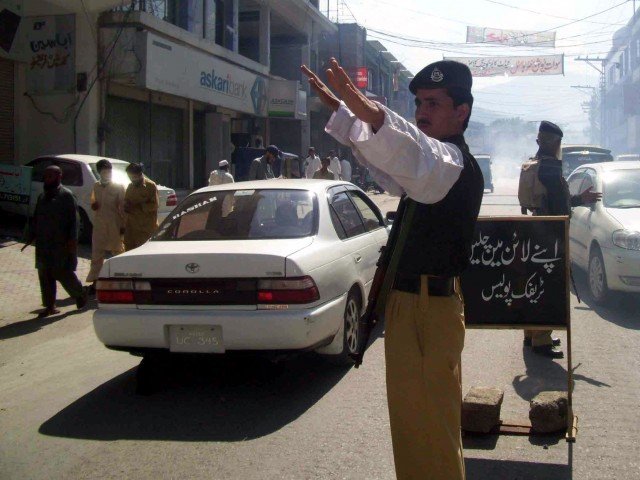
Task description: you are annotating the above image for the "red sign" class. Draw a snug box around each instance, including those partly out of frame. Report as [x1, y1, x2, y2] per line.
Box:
[355, 67, 368, 89]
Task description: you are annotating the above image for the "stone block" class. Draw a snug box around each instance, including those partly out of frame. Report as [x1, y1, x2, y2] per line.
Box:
[462, 386, 504, 433]
[529, 391, 568, 433]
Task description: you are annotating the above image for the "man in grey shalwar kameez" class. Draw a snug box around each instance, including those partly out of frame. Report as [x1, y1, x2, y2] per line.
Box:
[26, 165, 87, 317]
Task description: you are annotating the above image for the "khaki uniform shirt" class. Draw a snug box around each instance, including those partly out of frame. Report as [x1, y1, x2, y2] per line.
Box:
[312, 169, 336, 180]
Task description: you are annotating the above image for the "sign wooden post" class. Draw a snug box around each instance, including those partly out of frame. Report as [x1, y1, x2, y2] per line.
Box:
[461, 216, 576, 441]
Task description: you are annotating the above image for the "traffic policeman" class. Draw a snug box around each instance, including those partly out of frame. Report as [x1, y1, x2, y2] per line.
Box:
[302, 58, 484, 479]
[523, 121, 602, 358]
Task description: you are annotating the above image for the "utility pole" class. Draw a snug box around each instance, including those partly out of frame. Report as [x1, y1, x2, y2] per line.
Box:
[575, 56, 607, 146]
[571, 85, 598, 143]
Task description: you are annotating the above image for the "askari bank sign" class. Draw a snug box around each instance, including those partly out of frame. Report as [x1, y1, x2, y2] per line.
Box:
[142, 32, 268, 116]
[200, 69, 247, 99]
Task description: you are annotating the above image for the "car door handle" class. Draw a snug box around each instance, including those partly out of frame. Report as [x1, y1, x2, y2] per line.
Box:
[354, 254, 362, 263]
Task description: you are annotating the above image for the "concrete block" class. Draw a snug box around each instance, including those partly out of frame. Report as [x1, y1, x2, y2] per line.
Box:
[529, 391, 568, 433]
[462, 386, 504, 433]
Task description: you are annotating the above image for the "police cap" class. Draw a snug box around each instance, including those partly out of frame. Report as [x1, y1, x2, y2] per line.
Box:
[409, 60, 473, 95]
[539, 121, 563, 138]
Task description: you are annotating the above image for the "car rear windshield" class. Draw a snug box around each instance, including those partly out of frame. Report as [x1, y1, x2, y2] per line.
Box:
[603, 169, 640, 208]
[153, 189, 317, 240]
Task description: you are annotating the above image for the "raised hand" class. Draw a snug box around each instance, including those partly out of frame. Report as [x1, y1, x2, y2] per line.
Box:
[301, 58, 385, 130]
[301, 64, 340, 112]
[325, 58, 385, 130]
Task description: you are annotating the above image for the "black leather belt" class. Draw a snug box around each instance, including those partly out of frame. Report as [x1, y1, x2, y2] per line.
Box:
[394, 272, 455, 297]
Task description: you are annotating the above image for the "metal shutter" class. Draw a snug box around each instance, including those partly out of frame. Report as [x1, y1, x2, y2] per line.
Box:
[0, 58, 14, 163]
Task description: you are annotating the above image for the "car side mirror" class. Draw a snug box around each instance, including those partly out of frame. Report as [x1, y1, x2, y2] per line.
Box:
[385, 211, 397, 224]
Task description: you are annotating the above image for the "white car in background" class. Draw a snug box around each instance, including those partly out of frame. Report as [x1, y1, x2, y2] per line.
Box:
[615, 154, 640, 162]
[0, 154, 177, 242]
[93, 180, 390, 364]
[567, 161, 640, 303]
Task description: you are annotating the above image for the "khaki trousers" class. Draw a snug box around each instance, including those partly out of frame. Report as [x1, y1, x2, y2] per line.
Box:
[524, 329, 553, 347]
[384, 276, 466, 480]
[86, 244, 124, 283]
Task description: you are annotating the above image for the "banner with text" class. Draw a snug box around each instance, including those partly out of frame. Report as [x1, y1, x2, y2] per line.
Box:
[466, 26, 556, 47]
[23, 14, 76, 95]
[445, 54, 564, 77]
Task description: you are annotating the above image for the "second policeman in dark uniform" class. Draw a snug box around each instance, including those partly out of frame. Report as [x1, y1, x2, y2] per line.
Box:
[302, 59, 484, 480]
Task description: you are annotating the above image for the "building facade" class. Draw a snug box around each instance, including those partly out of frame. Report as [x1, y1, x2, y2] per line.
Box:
[602, 14, 640, 155]
[1, 0, 413, 190]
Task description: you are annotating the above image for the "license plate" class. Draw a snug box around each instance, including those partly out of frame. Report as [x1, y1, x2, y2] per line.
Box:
[169, 325, 224, 353]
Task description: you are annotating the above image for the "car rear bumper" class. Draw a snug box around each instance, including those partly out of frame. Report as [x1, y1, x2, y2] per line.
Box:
[93, 294, 347, 352]
[603, 247, 640, 292]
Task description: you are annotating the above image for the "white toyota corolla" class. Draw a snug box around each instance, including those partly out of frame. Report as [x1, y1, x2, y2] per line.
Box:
[567, 161, 640, 303]
[93, 179, 390, 364]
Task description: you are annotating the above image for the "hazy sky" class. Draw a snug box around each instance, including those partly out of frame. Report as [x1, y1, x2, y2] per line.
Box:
[319, 0, 634, 143]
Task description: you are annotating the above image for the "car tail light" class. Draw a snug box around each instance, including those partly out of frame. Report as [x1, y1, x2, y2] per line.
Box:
[257, 276, 320, 305]
[166, 193, 178, 207]
[97, 279, 152, 304]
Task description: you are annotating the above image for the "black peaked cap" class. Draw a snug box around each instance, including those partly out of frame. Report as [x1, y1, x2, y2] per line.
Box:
[409, 60, 473, 95]
[539, 121, 563, 138]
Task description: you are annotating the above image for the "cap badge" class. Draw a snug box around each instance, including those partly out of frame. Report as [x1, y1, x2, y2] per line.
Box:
[430, 67, 444, 82]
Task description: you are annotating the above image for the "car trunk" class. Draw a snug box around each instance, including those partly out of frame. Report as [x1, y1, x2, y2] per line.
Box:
[104, 238, 313, 307]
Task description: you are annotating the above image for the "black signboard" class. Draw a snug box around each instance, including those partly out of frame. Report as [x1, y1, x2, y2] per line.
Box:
[461, 217, 569, 328]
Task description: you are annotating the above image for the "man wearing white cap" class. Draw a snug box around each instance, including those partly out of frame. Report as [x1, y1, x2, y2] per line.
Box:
[208, 160, 234, 186]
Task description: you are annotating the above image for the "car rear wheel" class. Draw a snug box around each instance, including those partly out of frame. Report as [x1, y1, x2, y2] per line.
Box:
[588, 246, 609, 304]
[326, 288, 361, 366]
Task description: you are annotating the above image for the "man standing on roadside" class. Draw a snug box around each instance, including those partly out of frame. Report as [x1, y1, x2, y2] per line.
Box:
[25, 165, 87, 317]
[328, 149, 342, 179]
[208, 160, 235, 186]
[248, 145, 279, 180]
[312, 157, 336, 180]
[304, 147, 321, 179]
[340, 157, 352, 182]
[86, 159, 125, 293]
[302, 58, 483, 480]
[123, 163, 159, 251]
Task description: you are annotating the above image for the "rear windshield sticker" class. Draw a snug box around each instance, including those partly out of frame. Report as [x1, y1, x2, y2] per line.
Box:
[172, 196, 217, 220]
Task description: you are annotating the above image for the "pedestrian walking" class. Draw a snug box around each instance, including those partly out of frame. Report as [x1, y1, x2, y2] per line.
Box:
[24, 165, 87, 317]
[208, 160, 235, 186]
[304, 147, 321, 179]
[312, 157, 336, 180]
[340, 157, 352, 182]
[328, 149, 342, 179]
[303, 58, 484, 480]
[248, 145, 279, 180]
[123, 163, 159, 251]
[521, 121, 602, 358]
[86, 159, 125, 293]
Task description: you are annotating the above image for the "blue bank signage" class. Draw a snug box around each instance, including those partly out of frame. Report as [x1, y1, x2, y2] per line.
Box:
[143, 32, 268, 116]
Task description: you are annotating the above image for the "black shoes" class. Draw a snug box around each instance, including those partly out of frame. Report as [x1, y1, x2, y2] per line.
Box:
[532, 344, 564, 359]
[523, 337, 561, 347]
[37, 307, 60, 318]
[76, 289, 89, 309]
